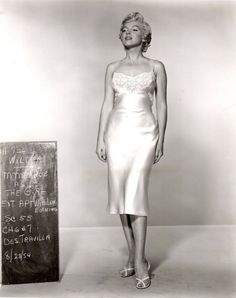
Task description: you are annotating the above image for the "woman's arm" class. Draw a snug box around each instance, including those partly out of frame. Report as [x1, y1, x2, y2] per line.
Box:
[154, 60, 167, 163]
[96, 63, 115, 162]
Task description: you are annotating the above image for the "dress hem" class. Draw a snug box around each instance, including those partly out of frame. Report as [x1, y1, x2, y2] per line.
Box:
[107, 210, 148, 216]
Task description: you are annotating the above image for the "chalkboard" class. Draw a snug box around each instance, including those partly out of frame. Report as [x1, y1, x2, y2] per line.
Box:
[0, 142, 59, 285]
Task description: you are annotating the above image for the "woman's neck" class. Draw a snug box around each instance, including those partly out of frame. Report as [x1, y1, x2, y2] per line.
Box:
[124, 48, 144, 64]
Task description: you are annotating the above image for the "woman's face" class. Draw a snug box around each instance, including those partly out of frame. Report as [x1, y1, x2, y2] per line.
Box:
[120, 21, 144, 50]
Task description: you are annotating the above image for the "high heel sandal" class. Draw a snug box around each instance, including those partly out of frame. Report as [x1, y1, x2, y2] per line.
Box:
[119, 266, 135, 277]
[135, 261, 151, 289]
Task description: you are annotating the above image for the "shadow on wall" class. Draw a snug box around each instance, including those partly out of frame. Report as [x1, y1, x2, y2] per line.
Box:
[149, 135, 212, 226]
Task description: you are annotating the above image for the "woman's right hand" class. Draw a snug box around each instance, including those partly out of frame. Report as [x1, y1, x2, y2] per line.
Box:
[96, 140, 107, 162]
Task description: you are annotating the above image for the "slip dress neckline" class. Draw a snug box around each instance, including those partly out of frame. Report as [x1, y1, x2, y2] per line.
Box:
[112, 66, 156, 80]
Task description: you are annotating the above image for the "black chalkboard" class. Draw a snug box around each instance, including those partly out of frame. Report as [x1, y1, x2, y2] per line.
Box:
[0, 142, 59, 285]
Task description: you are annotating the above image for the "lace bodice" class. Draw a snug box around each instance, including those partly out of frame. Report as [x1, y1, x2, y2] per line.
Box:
[112, 71, 156, 95]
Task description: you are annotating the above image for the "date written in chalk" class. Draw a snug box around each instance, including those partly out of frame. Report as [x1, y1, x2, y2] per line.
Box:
[4, 249, 31, 263]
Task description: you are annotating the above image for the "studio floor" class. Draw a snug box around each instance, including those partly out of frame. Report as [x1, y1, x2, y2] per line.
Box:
[0, 225, 236, 298]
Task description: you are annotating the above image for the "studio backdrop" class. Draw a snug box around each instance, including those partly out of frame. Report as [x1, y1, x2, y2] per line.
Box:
[0, 0, 235, 227]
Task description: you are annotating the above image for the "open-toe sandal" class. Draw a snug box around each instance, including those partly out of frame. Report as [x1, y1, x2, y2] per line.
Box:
[135, 261, 151, 289]
[136, 275, 151, 289]
[119, 266, 135, 278]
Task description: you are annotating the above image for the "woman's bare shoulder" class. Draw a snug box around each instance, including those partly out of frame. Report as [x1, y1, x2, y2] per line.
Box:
[151, 59, 166, 72]
[106, 60, 122, 73]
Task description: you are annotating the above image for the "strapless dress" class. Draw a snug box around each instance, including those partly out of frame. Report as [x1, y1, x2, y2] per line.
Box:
[104, 69, 159, 216]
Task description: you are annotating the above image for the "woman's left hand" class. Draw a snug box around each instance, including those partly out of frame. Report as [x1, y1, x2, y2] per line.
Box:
[154, 142, 164, 164]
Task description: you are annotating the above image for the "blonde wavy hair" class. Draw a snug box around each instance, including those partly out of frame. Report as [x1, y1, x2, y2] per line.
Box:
[119, 12, 152, 53]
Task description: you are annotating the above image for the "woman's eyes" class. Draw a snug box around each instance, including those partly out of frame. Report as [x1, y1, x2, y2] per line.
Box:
[122, 28, 139, 32]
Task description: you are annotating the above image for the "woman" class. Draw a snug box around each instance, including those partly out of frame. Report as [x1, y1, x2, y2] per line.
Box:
[96, 12, 167, 289]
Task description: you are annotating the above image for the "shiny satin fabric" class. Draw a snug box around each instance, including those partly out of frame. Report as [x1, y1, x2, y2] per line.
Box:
[104, 70, 159, 216]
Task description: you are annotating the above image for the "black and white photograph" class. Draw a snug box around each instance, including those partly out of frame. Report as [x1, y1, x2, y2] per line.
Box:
[0, 0, 235, 297]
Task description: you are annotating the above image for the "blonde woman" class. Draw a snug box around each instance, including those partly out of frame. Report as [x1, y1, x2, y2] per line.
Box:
[96, 12, 167, 289]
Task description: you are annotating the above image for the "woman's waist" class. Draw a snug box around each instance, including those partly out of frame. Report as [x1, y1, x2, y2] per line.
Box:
[114, 94, 153, 109]
[113, 102, 153, 113]
[111, 108, 154, 116]
[108, 109, 157, 127]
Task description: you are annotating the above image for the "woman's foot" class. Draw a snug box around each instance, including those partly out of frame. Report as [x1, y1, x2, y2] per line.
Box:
[119, 266, 135, 277]
[120, 255, 135, 277]
[136, 275, 151, 289]
[135, 259, 151, 289]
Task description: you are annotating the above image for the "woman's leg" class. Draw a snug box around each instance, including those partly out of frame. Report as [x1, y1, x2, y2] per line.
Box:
[120, 214, 135, 267]
[130, 215, 149, 279]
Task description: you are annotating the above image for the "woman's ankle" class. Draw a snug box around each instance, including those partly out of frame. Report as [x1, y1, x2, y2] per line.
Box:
[135, 257, 147, 264]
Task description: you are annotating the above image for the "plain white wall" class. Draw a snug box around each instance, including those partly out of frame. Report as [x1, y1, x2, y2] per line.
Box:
[0, 0, 235, 227]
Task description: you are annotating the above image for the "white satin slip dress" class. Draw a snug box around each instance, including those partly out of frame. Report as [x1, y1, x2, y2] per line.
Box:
[104, 67, 159, 216]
